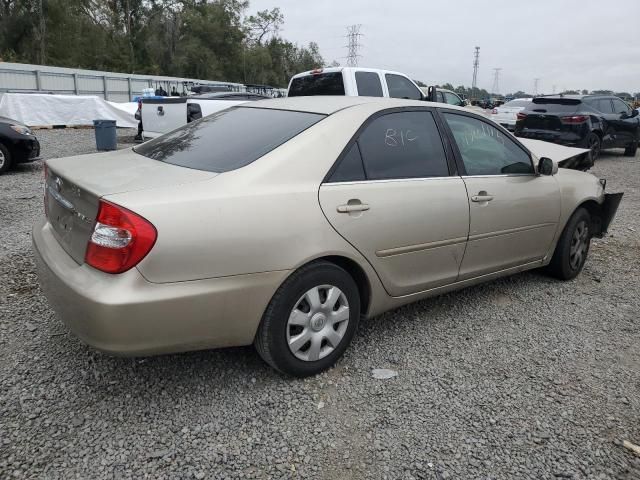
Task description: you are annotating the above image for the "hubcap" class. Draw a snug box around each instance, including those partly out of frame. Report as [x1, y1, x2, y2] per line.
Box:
[569, 220, 589, 270]
[286, 285, 350, 362]
[0, 150, 5, 168]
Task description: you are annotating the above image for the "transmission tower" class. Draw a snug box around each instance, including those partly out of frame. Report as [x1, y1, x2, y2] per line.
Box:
[471, 47, 480, 95]
[534, 78, 541, 96]
[345, 25, 363, 67]
[492, 68, 502, 95]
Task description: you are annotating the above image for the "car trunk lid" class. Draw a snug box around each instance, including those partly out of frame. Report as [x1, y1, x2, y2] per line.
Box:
[45, 148, 216, 264]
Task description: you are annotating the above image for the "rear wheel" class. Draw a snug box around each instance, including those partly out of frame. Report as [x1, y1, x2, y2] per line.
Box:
[0, 143, 12, 174]
[586, 133, 601, 161]
[255, 261, 360, 377]
[545, 208, 592, 280]
[624, 142, 638, 157]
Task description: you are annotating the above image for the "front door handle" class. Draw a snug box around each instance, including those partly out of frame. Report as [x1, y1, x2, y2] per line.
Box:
[337, 201, 370, 213]
[471, 192, 494, 202]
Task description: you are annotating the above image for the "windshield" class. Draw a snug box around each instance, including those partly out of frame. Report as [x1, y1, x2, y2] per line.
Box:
[288, 72, 345, 96]
[134, 107, 325, 172]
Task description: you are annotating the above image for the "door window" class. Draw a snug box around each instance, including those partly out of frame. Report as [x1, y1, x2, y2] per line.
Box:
[595, 99, 615, 114]
[357, 111, 449, 180]
[443, 113, 534, 175]
[385, 74, 423, 100]
[444, 92, 463, 106]
[612, 98, 631, 115]
[355, 72, 384, 97]
[437, 91, 445, 103]
[328, 143, 366, 182]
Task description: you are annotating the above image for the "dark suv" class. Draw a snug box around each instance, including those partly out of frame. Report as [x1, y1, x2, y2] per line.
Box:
[514, 95, 639, 160]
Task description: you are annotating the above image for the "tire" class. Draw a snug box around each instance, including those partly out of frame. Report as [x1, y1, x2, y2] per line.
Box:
[255, 261, 360, 377]
[0, 143, 12, 174]
[545, 208, 592, 281]
[586, 132, 601, 162]
[624, 143, 638, 157]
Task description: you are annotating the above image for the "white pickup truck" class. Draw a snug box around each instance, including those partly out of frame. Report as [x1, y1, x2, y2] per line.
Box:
[288, 67, 466, 107]
[140, 92, 268, 138]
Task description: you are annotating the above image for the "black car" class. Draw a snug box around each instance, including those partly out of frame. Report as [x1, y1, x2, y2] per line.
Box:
[514, 95, 640, 161]
[0, 116, 41, 174]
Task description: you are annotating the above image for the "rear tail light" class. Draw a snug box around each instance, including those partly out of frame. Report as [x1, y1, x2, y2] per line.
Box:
[85, 200, 157, 274]
[560, 115, 589, 124]
[491, 108, 498, 115]
[516, 112, 527, 121]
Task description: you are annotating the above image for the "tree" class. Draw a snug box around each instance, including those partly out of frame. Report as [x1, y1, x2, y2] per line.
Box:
[244, 7, 283, 45]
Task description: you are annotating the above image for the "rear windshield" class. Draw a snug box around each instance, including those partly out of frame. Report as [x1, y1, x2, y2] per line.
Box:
[134, 107, 325, 172]
[527, 97, 581, 113]
[288, 72, 345, 97]
[504, 100, 531, 108]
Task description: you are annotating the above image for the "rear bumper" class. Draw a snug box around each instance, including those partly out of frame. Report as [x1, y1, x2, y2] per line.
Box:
[32, 219, 288, 356]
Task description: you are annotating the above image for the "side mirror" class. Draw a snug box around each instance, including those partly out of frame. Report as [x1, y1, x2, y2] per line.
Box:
[631, 109, 639, 118]
[538, 157, 557, 176]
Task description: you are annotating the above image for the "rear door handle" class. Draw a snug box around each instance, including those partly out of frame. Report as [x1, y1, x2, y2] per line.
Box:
[337, 203, 370, 213]
[471, 193, 494, 202]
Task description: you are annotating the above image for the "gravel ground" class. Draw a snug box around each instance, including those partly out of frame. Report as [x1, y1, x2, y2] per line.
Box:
[1, 129, 639, 480]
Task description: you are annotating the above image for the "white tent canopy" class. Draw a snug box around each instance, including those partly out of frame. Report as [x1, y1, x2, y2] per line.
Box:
[0, 93, 137, 128]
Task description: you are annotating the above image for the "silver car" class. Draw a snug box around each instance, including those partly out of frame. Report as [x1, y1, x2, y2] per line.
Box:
[33, 97, 622, 376]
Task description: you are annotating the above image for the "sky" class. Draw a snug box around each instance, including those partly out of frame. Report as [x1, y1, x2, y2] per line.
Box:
[248, 0, 640, 95]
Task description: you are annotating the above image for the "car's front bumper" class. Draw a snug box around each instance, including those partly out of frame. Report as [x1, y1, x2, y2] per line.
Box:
[13, 135, 41, 163]
[32, 219, 288, 356]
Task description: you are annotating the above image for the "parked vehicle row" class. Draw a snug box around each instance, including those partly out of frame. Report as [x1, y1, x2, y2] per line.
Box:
[34, 97, 622, 376]
[490, 98, 533, 130]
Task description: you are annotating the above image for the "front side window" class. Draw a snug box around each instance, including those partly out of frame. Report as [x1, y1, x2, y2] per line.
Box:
[355, 72, 383, 97]
[612, 98, 631, 115]
[135, 107, 325, 172]
[444, 113, 533, 176]
[356, 111, 449, 180]
[385, 74, 423, 100]
[444, 92, 463, 106]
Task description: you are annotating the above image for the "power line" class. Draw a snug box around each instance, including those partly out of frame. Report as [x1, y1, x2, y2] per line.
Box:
[345, 25, 363, 67]
[471, 46, 480, 95]
[492, 68, 502, 95]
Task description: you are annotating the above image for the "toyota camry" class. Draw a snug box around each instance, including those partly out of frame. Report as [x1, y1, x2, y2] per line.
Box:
[33, 97, 622, 376]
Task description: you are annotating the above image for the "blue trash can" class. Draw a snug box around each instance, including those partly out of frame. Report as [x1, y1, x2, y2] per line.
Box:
[93, 119, 117, 151]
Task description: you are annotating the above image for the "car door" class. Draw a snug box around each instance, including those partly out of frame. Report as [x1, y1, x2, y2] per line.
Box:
[609, 98, 640, 147]
[319, 109, 470, 297]
[441, 111, 561, 280]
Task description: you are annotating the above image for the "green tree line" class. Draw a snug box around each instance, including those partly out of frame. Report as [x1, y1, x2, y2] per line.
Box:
[0, 0, 324, 87]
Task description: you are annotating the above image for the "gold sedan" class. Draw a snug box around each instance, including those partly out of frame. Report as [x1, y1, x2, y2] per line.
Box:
[33, 97, 622, 376]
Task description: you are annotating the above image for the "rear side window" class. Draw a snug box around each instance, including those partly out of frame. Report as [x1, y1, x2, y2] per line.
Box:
[593, 98, 615, 114]
[357, 111, 449, 180]
[288, 72, 345, 96]
[355, 72, 383, 97]
[328, 143, 366, 182]
[385, 74, 423, 100]
[134, 107, 324, 172]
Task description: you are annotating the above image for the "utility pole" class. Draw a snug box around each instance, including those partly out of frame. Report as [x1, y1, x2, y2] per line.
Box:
[491, 68, 502, 96]
[534, 78, 541, 96]
[472, 47, 480, 97]
[345, 25, 363, 67]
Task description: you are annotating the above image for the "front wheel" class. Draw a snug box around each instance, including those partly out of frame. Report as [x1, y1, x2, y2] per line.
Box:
[255, 261, 360, 377]
[0, 143, 12, 174]
[545, 208, 592, 280]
